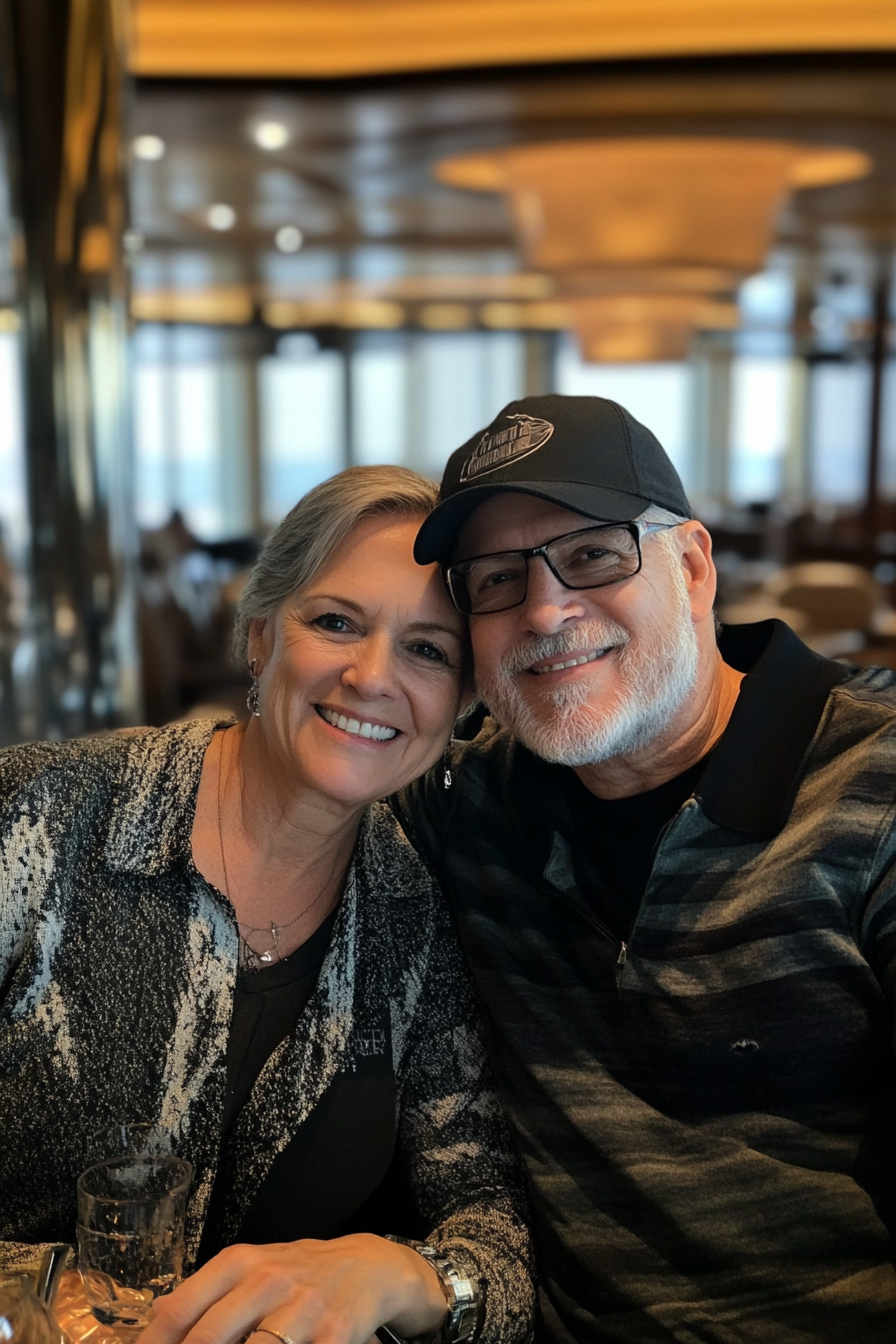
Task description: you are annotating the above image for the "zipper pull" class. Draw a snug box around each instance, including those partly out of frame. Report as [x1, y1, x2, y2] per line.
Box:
[617, 941, 627, 967]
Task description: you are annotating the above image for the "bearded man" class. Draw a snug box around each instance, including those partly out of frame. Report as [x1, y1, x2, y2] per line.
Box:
[394, 395, 896, 1344]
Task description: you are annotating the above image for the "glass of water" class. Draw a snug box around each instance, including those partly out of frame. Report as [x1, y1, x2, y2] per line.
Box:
[76, 1155, 192, 1329]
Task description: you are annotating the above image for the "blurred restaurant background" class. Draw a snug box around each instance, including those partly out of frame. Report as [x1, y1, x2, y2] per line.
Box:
[1, 0, 896, 741]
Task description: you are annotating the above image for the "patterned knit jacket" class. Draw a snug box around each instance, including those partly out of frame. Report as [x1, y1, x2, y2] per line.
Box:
[0, 719, 534, 1344]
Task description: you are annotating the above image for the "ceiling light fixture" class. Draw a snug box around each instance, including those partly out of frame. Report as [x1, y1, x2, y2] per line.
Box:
[275, 225, 303, 252]
[436, 138, 871, 281]
[133, 134, 166, 161]
[207, 203, 237, 231]
[570, 293, 738, 364]
[254, 121, 289, 151]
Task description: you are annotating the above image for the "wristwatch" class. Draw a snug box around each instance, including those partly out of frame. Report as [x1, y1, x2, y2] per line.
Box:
[380, 1235, 484, 1344]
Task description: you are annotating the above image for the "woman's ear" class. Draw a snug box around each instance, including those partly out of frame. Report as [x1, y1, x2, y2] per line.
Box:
[247, 616, 270, 671]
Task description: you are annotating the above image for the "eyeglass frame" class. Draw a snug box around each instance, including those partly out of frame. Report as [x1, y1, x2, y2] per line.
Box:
[442, 519, 683, 615]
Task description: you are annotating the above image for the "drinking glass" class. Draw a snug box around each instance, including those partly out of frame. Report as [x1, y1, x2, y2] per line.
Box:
[0, 1276, 59, 1344]
[76, 1155, 192, 1329]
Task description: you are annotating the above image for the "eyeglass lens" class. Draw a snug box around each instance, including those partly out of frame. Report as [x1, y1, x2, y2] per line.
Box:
[449, 525, 642, 614]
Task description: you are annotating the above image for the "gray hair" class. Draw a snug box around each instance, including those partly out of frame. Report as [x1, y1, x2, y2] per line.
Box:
[232, 465, 439, 664]
[637, 503, 691, 527]
[636, 503, 692, 562]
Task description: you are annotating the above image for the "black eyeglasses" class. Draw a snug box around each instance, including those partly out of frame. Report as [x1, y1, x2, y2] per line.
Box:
[443, 521, 680, 616]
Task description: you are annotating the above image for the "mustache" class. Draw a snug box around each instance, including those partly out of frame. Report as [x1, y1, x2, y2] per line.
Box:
[494, 619, 631, 677]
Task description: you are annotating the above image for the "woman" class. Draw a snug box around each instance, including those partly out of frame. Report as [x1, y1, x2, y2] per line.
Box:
[0, 467, 534, 1344]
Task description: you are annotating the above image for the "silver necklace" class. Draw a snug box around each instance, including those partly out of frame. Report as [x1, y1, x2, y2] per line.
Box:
[215, 730, 331, 973]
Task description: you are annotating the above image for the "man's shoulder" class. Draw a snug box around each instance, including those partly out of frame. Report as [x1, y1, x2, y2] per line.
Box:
[815, 660, 896, 760]
[451, 713, 531, 768]
[832, 659, 896, 707]
[438, 714, 552, 799]
[393, 715, 557, 861]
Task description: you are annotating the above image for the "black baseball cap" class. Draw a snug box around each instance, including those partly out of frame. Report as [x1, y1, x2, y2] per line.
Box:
[414, 393, 692, 564]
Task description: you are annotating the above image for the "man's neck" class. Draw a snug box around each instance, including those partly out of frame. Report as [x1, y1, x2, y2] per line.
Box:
[573, 654, 744, 800]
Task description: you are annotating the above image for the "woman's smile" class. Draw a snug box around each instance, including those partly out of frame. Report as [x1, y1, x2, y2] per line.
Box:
[314, 704, 399, 741]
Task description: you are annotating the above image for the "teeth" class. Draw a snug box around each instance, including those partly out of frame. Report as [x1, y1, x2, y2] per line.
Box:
[532, 650, 604, 675]
[318, 707, 397, 740]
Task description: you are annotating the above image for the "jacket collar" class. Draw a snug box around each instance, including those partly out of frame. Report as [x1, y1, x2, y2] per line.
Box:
[697, 619, 850, 837]
[103, 718, 230, 873]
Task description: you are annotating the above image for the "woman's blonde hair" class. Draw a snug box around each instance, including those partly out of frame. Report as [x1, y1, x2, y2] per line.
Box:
[232, 465, 439, 664]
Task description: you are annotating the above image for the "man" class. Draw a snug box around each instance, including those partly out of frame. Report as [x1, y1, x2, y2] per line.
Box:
[394, 394, 896, 1343]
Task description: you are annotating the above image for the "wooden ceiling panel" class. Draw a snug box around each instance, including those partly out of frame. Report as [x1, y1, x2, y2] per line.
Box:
[132, 0, 896, 79]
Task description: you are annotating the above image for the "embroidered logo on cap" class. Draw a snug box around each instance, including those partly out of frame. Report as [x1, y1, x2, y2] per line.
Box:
[459, 413, 554, 482]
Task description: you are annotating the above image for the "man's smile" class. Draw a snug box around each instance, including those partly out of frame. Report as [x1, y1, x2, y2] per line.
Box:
[528, 648, 615, 675]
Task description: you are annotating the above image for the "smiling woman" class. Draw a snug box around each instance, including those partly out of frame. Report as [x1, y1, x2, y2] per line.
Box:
[0, 466, 534, 1344]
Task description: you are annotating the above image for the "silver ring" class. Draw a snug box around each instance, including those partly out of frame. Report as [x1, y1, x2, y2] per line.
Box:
[254, 1329, 297, 1344]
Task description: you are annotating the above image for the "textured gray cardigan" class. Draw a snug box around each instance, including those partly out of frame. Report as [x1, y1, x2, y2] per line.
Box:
[0, 720, 534, 1344]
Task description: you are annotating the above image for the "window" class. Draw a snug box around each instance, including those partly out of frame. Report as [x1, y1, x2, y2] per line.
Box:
[0, 330, 27, 552]
[352, 338, 408, 465]
[808, 362, 871, 506]
[409, 332, 525, 477]
[728, 356, 792, 504]
[259, 347, 344, 526]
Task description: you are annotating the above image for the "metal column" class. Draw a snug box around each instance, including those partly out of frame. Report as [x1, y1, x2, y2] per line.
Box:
[0, 0, 140, 740]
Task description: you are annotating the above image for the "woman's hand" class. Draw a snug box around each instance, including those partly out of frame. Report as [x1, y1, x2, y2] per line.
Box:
[139, 1234, 448, 1344]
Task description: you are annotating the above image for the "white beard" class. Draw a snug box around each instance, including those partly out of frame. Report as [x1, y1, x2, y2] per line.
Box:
[477, 569, 700, 767]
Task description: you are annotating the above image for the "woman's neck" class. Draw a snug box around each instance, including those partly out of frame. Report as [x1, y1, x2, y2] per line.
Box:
[192, 722, 363, 961]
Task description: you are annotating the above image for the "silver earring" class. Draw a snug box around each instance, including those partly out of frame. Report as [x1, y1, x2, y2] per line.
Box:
[247, 659, 261, 717]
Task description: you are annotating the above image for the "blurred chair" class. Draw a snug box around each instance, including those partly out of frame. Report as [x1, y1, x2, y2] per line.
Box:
[137, 513, 257, 725]
[763, 562, 883, 633]
[720, 561, 894, 661]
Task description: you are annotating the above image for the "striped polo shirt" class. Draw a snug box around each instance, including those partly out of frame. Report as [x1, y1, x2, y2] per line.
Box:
[395, 619, 896, 1343]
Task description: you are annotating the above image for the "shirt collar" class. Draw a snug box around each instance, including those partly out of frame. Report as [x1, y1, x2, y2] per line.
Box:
[697, 619, 851, 837]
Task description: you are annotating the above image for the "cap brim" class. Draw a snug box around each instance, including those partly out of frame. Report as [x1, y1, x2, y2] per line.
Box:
[414, 481, 651, 565]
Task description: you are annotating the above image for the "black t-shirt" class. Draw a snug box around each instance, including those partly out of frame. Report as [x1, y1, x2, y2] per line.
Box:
[221, 909, 339, 1132]
[200, 906, 422, 1258]
[563, 756, 709, 942]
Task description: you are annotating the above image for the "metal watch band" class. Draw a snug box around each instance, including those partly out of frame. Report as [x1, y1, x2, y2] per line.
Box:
[381, 1235, 483, 1344]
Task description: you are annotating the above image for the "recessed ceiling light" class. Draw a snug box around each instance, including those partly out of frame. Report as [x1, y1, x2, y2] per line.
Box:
[254, 121, 289, 151]
[133, 134, 166, 161]
[207, 203, 237, 232]
[275, 225, 303, 253]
